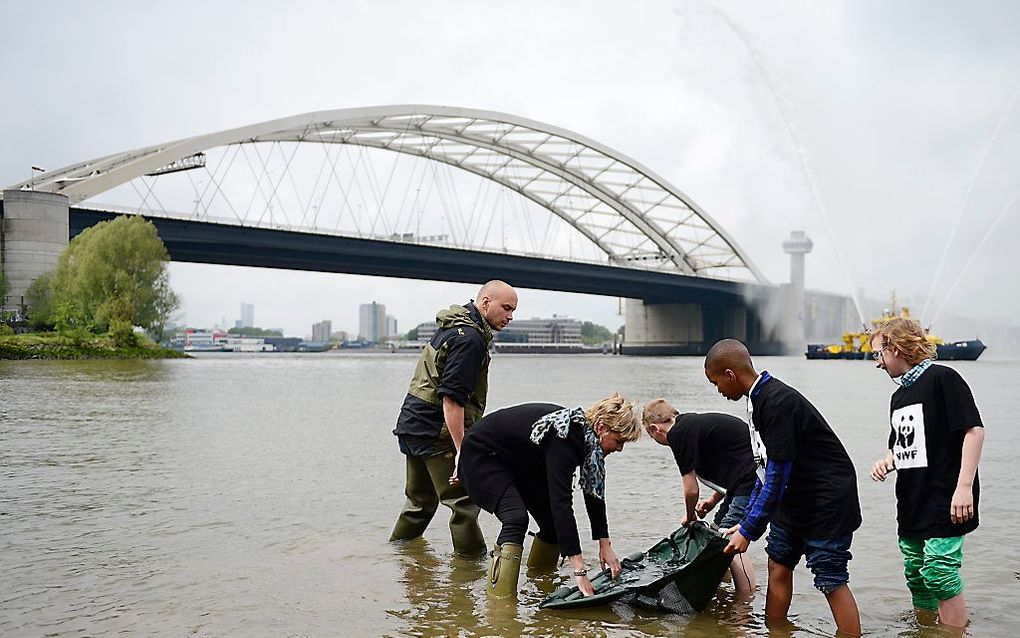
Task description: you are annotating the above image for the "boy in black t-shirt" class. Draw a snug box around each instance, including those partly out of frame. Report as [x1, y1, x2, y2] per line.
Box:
[870, 318, 984, 630]
[704, 339, 862, 637]
[642, 398, 759, 596]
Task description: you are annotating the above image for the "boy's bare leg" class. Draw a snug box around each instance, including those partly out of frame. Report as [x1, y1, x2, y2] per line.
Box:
[825, 584, 861, 637]
[765, 558, 793, 622]
[937, 593, 967, 631]
[730, 554, 756, 596]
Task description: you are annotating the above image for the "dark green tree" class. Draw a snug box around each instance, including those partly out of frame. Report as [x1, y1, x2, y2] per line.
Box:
[25, 272, 56, 329]
[580, 321, 613, 345]
[51, 215, 180, 339]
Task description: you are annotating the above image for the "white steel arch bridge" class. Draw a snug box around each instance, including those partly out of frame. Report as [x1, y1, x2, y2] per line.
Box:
[7, 105, 768, 286]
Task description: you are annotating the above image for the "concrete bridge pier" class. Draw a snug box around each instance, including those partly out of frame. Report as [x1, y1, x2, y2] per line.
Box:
[623, 298, 782, 356]
[1, 190, 69, 309]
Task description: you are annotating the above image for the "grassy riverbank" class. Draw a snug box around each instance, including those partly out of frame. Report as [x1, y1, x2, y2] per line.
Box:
[0, 332, 188, 360]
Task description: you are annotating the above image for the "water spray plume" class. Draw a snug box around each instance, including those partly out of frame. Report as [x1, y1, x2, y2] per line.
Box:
[920, 79, 1020, 325]
[706, 2, 866, 327]
[929, 186, 1020, 329]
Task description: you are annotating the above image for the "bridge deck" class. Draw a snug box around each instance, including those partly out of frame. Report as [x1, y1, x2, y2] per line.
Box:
[69, 208, 769, 305]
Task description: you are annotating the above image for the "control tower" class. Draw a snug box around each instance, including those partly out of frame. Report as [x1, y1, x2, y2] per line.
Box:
[781, 231, 813, 352]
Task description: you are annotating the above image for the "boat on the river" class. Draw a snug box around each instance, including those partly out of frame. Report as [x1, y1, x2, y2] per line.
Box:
[805, 299, 986, 361]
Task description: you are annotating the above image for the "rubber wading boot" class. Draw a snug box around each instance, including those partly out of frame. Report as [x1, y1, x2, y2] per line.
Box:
[487, 543, 523, 598]
[526, 536, 561, 569]
[423, 452, 486, 555]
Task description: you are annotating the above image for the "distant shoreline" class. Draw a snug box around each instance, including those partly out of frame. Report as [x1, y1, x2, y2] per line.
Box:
[0, 333, 188, 360]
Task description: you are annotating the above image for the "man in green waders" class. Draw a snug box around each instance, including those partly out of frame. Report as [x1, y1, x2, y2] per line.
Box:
[389, 280, 518, 555]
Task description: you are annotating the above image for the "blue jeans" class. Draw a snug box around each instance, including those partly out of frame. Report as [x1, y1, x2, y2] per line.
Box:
[714, 494, 751, 529]
[766, 524, 853, 594]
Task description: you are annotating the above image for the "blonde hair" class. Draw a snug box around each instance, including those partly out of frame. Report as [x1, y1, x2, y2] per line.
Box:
[872, 317, 937, 366]
[642, 398, 678, 433]
[586, 393, 641, 442]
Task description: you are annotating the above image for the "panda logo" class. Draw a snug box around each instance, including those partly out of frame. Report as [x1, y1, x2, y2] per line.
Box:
[890, 403, 927, 469]
[896, 413, 915, 449]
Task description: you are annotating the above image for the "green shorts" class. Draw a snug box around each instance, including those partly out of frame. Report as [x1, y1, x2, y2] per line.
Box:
[897, 536, 965, 610]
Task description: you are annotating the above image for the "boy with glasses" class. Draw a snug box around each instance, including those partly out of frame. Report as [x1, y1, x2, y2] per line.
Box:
[870, 318, 985, 630]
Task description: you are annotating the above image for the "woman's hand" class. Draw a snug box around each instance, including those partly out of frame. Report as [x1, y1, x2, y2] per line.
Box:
[574, 572, 594, 596]
[568, 554, 594, 596]
[598, 538, 621, 578]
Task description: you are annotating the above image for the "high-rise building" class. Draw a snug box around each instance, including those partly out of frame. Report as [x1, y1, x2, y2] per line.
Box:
[312, 320, 333, 342]
[239, 302, 255, 328]
[415, 315, 583, 344]
[359, 302, 386, 343]
[386, 315, 398, 340]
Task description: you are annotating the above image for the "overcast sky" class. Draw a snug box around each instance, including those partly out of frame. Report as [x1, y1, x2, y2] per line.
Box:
[3, 0, 1018, 338]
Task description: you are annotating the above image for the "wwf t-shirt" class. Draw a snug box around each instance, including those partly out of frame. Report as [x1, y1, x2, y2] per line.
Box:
[667, 413, 757, 496]
[888, 364, 982, 539]
[750, 377, 862, 537]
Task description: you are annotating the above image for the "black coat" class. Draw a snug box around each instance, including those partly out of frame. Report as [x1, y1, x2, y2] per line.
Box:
[459, 403, 608, 556]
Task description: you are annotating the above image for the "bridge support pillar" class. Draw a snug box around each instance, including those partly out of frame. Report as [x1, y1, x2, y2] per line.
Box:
[623, 298, 782, 356]
[1, 190, 69, 309]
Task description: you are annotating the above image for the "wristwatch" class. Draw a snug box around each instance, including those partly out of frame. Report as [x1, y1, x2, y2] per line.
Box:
[572, 569, 587, 577]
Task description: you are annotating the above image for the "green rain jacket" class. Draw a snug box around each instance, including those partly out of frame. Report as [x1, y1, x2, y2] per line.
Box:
[397, 303, 493, 454]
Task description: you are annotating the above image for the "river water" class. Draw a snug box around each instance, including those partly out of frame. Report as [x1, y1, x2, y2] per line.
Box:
[1, 354, 1016, 637]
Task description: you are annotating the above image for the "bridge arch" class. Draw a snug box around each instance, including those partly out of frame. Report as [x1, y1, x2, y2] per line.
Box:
[8, 105, 767, 284]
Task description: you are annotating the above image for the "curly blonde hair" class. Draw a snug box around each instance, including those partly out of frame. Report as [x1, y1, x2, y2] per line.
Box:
[872, 317, 937, 366]
[586, 393, 641, 442]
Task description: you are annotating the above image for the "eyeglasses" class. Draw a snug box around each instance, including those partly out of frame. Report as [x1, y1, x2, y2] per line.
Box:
[871, 346, 887, 361]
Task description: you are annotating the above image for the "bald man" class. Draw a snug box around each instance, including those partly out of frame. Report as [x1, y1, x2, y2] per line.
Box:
[389, 280, 517, 554]
[705, 339, 862, 636]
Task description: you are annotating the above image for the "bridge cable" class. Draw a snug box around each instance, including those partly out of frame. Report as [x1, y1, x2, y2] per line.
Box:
[349, 145, 382, 236]
[302, 126, 332, 229]
[238, 144, 274, 225]
[271, 139, 304, 228]
[392, 149, 420, 237]
[478, 143, 504, 249]
[427, 154, 457, 247]
[384, 120, 420, 238]
[130, 176, 170, 217]
[185, 170, 202, 219]
[201, 144, 244, 223]
[501, 126, 541, 256]
[361, 146, 390, 237]
[368, 118, 416, 238]
[326, 137, 364, 236]
[282, 134, 311, 226]
[254, 141, 301, 228]
[440, 148, 471, 247]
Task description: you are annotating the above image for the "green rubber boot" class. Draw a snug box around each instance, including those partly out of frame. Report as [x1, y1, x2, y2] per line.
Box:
[526, 536, 560, 569]
[487, 543, 523, 598]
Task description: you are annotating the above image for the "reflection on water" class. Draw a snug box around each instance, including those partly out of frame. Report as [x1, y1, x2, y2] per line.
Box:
[1, 355, 1016, 636]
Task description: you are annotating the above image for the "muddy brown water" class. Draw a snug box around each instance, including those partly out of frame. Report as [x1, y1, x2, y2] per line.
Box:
[1, 354, 1016, 636]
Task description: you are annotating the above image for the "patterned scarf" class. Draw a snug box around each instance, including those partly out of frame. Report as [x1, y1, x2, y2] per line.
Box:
[529, 407, 606, 500]
[900, 358, 933, 387]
